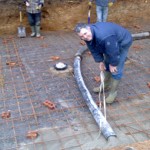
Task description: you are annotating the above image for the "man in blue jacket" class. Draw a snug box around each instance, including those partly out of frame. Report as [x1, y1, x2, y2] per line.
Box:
[74, 22, 132, 104]
[89, 0, 115, 22]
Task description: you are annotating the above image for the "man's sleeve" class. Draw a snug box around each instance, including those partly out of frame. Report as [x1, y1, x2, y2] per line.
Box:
[87, 44, 104, 63]
[104, 35, 120, 66]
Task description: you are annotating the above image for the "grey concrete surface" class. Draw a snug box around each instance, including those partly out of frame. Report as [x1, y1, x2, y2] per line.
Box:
[0, 32, 149, 150]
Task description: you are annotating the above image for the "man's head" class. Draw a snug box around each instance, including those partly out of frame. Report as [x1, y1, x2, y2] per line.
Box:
[74, 23, 92, 41]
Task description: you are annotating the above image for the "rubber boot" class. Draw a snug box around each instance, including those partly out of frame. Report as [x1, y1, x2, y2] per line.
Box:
[93, 71, 111, 93]
[35, 25, 41, 37]
[30, 26, 36, 37]
[106, 78, 120, 104]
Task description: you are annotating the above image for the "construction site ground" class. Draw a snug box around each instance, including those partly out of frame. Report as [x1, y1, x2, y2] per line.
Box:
[0, 25, 150, 150]
[1, 0, 150, 149]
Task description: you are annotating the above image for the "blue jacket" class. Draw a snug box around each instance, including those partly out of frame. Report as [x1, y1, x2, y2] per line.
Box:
[86, 22, 132, 66]
[95, 0, 115, 7]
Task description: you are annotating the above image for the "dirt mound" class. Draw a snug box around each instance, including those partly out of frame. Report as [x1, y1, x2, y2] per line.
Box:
[0, 0, 149, 35]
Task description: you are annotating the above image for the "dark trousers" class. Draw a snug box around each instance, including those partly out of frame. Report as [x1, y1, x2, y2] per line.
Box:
[27, 12, 41, 26]
[104, 40, 132, 80]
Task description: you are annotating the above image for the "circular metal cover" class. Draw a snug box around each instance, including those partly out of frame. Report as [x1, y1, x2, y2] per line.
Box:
[54, 62, 68, 70]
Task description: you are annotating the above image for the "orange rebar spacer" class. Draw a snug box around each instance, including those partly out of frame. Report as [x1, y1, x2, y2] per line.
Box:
[1, 111, 11, 119]
[26, 131, 38, 139]
[94, 76, 101, 83]
[43, 100, 56, 110]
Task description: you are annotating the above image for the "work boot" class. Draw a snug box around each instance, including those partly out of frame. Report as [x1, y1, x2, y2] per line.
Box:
[106, 78, 120, 104]
[30, 26, 36, 37]
[35, 26, 41, 38]
[93, 71, 111, 93]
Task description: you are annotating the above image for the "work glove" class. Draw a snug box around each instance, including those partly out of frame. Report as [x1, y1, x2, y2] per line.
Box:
[108, 2, 113, 7]
[26, 1, 30, 6]
[36, 4, 42, 10]
[88, 1, 92, 6]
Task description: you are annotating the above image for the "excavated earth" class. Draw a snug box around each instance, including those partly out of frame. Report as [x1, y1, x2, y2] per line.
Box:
[0, 0, 150, 34]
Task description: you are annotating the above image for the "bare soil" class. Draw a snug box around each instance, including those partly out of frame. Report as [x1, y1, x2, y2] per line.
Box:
[110, 140, 150, 150]
[0, 0, 150, 35]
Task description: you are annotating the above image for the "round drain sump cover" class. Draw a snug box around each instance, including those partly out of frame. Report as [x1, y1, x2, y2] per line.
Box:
[54, 62, 68, 70]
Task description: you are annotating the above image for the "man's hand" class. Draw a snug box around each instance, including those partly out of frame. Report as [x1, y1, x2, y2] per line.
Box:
[109, 64, 117, 73]
[26, 1, 30, 6]
[99, 62, 106, 71]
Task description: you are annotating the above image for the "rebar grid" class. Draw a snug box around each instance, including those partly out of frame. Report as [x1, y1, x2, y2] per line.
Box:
[0, 32, 150, 150]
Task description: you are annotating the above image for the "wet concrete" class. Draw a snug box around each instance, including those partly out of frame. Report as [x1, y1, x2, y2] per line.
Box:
[0, 30, 150, 150]
[0, 0, 150, 149]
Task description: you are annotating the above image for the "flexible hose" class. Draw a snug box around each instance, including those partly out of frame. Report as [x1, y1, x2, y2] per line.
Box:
[74, 45, 116, 140]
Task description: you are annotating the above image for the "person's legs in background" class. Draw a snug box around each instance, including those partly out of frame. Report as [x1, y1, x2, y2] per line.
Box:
[96, 5, 103, 22]
[96, 6, 108, 22]
[27, 13, 36, 37]
[35, 12, 41, 37]
[102, 7, 108, 22]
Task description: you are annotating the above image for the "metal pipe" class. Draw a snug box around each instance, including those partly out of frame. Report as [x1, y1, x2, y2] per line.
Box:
[74, 45, 116, 140]
[132, 31, 150, 40]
